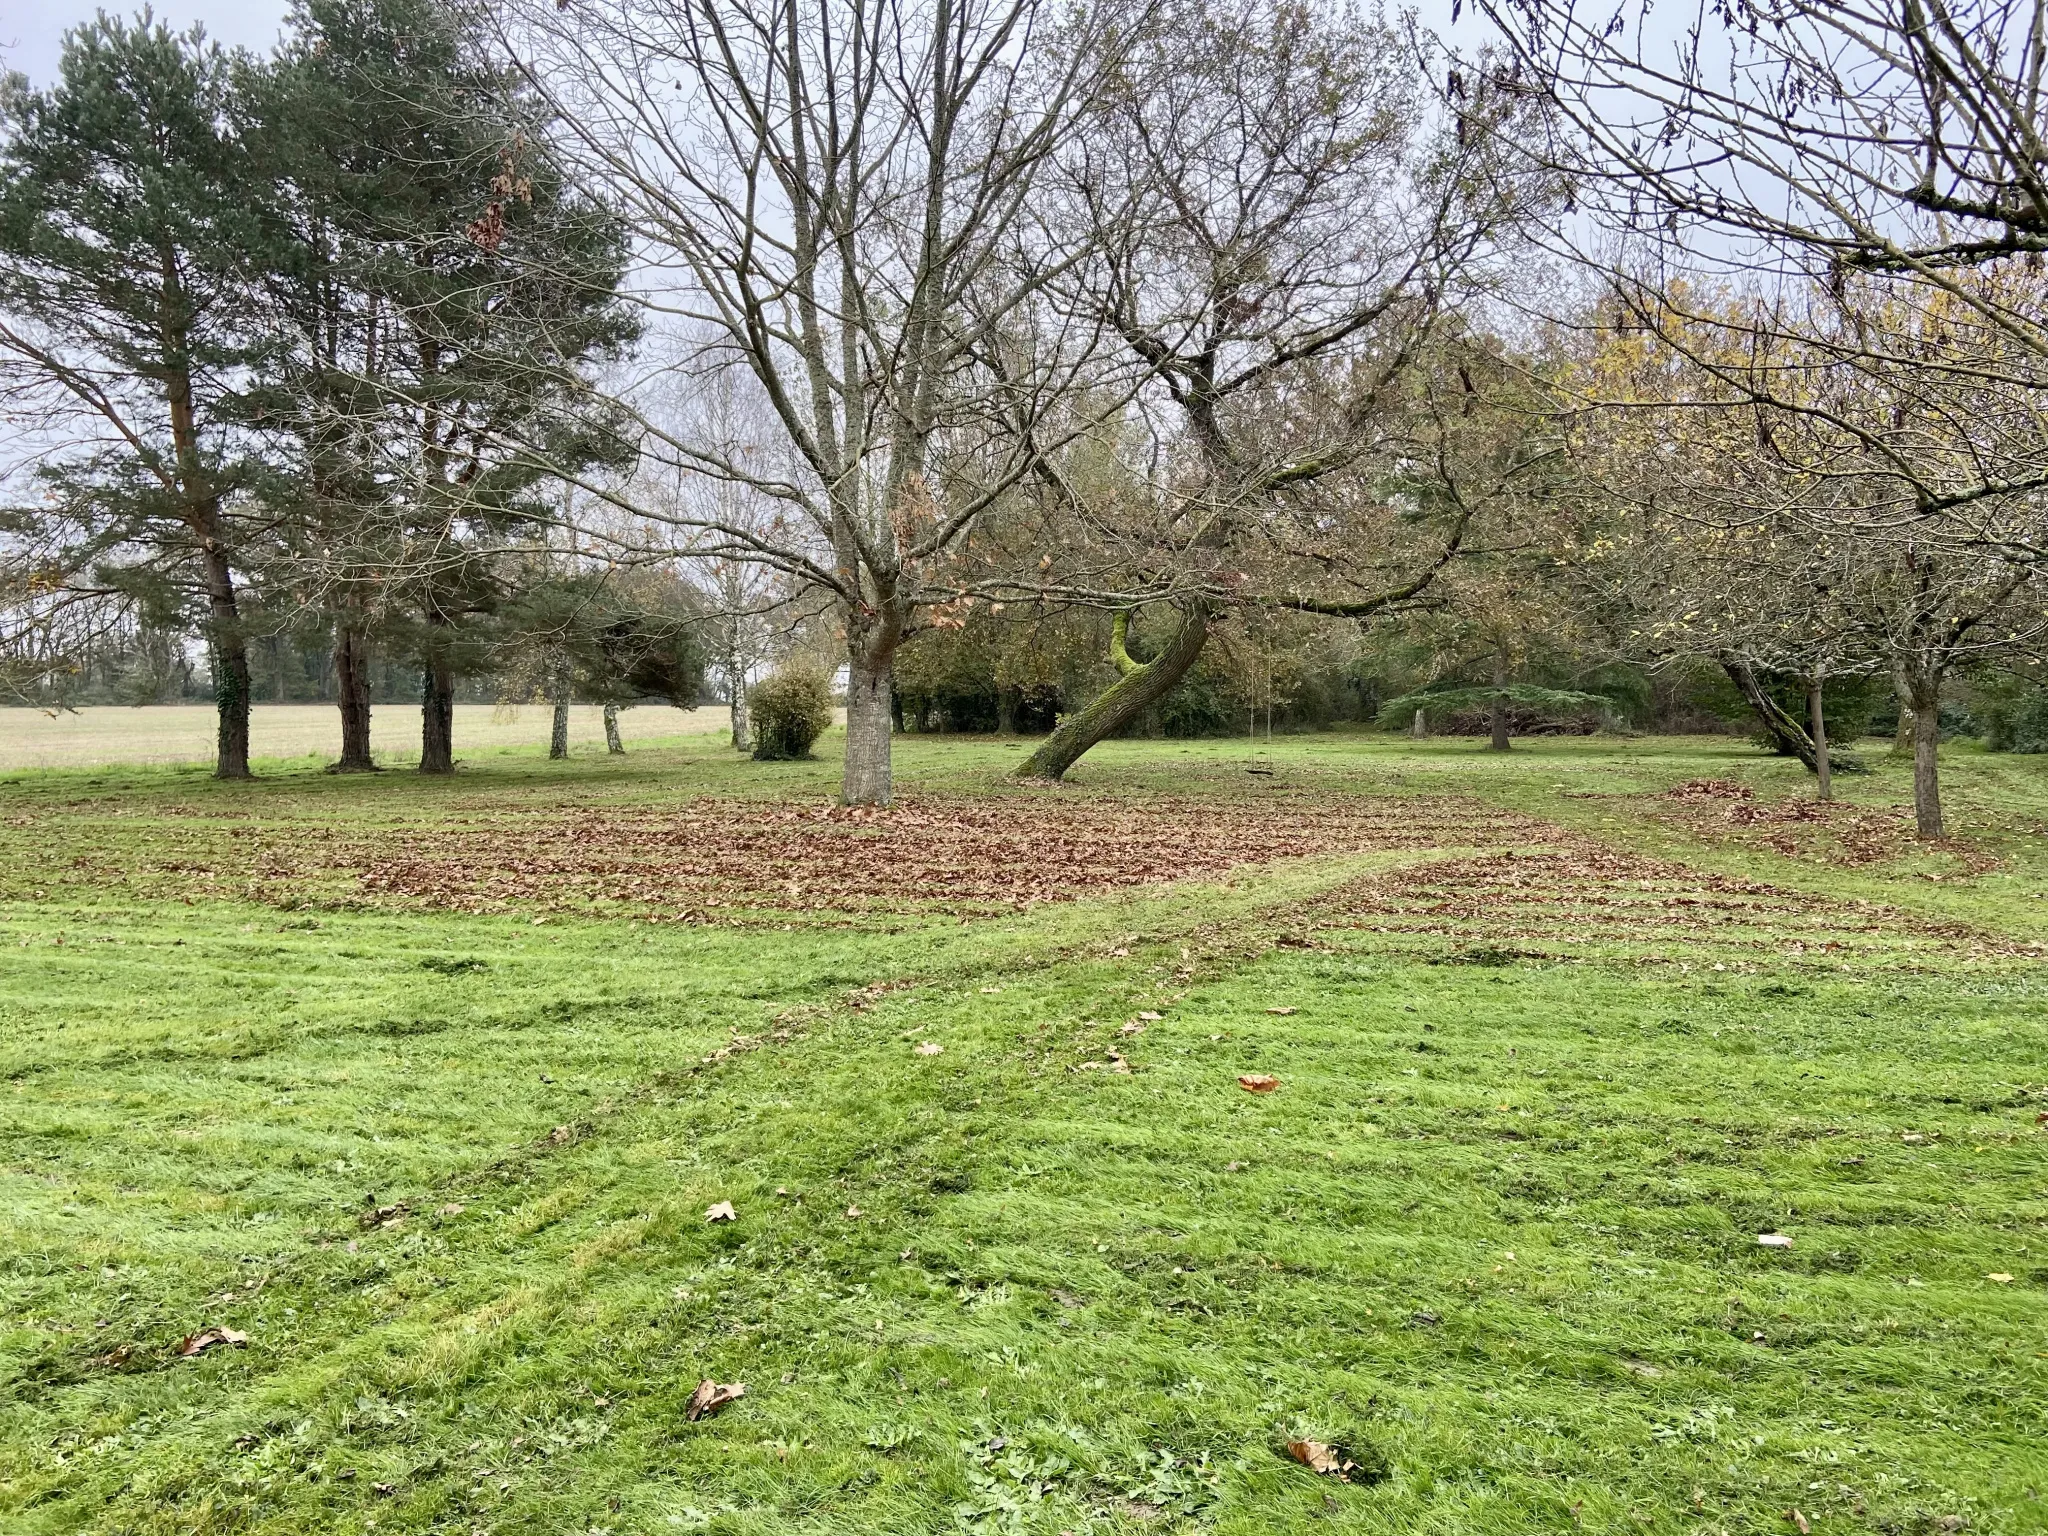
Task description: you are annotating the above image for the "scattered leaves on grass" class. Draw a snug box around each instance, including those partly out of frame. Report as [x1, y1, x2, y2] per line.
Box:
[1238, 1074, 1281, 1093]
[704, 1201, 737, 1223]
[176, 1327, 246, 1358]
[684, 1380, 745, 1421]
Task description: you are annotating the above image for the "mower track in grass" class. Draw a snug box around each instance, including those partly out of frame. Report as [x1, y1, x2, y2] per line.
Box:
[4, 736, 2047, 1534]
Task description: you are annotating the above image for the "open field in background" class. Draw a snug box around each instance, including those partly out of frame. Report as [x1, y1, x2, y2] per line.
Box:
[2, 730, 2045, 1535]
[0, 703, 738, 770]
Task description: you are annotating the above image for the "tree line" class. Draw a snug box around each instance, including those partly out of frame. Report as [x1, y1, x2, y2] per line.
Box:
[5, 0, 2046, 837]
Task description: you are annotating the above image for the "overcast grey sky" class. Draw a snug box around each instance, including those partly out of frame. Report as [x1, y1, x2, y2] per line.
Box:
[4, 0, 292, 85]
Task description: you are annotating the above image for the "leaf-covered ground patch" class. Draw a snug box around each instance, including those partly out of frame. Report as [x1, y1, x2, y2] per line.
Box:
[1647, 778, 2003, 874]
[1313, 837, 2044, 966]
[2, 789, 1552, 918]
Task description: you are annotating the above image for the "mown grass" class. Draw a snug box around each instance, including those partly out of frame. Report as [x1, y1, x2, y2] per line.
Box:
[3, 728, 2046, 1535]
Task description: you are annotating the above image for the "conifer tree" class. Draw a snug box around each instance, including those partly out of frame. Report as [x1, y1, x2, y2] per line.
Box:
[0, 18, 268, 776]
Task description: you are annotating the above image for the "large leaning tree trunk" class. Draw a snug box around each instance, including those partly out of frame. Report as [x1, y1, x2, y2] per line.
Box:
[843, 602, 903, 804]
[1007, 0, 1542, 781]
[1719, 655, 1827, 773]
[1018, 607, 1209, 780]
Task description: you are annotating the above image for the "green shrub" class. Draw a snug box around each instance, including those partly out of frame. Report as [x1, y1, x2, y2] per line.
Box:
[748, 668, 834, 760]
[1973, 674, 2048, 753]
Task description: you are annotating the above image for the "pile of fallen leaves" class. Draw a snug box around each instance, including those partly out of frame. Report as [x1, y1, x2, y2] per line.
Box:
[1653, 781, 1990, 870]
[1315, 836, 2031, 963]
[1664, 778, 1756, 803]
[208, 791, 1555, 919]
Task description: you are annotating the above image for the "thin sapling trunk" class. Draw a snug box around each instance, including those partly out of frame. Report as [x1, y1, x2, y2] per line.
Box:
[1809, 675, 1832, 803]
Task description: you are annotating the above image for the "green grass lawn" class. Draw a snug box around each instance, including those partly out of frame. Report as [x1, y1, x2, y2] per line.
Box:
[3, 729, 2045, 1534]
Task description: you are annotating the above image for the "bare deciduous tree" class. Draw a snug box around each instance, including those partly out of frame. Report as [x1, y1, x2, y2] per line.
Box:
[504, 0, 1131, 803]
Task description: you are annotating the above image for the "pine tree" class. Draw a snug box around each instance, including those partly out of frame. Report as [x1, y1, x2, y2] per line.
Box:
[0, 18, 270, 777]
[242, 0, 639, 774]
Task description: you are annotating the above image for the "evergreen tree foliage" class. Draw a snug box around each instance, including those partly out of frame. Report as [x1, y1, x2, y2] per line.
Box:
[0, 16, 270, 775]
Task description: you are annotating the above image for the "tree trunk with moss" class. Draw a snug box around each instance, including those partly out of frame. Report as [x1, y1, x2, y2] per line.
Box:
[1016, 607, 1209, 781]
[1720, 656, 1824, 772]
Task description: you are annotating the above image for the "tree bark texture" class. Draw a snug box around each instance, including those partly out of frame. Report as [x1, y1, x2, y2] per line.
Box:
[550, 696, 570, 759]
[200, 539, 252, 780]
[1488, 649, 1511, 752]
[1017, 607, 1210, 781]
[420, 662, 455, 774]
[843, 659, 895, 805]
[1900, 665, 1944, 838]
[604, 701, 625, 754]
[1411, 708, 1428, 739]
[728, 675, 750, 752]
[332, 623, 376, 772]
[1809, 677, 1832, 803]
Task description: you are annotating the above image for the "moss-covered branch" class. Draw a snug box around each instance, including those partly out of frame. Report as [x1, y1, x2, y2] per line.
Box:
[1015, 606, 1210, 781]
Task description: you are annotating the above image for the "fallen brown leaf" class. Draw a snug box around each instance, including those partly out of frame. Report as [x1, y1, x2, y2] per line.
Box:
[1284, 1439, 1360, 1481]
[913, 1041, 944, 1056]
[176, 1327, 247, 1358]
[704, 1200, 737, 1223]
[1266, 1005, 1298, 1016]
[1238, 1073, 1281, 1093]
[1756, 1232, 1793, 1248]
[1988, 1272, 2014, 1283]
[685, 1379, 746, 1421]
[1786, 1509, 1810, 1535]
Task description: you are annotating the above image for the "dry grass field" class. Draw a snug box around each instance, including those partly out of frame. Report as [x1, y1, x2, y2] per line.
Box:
[0, 702, 733, 769]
